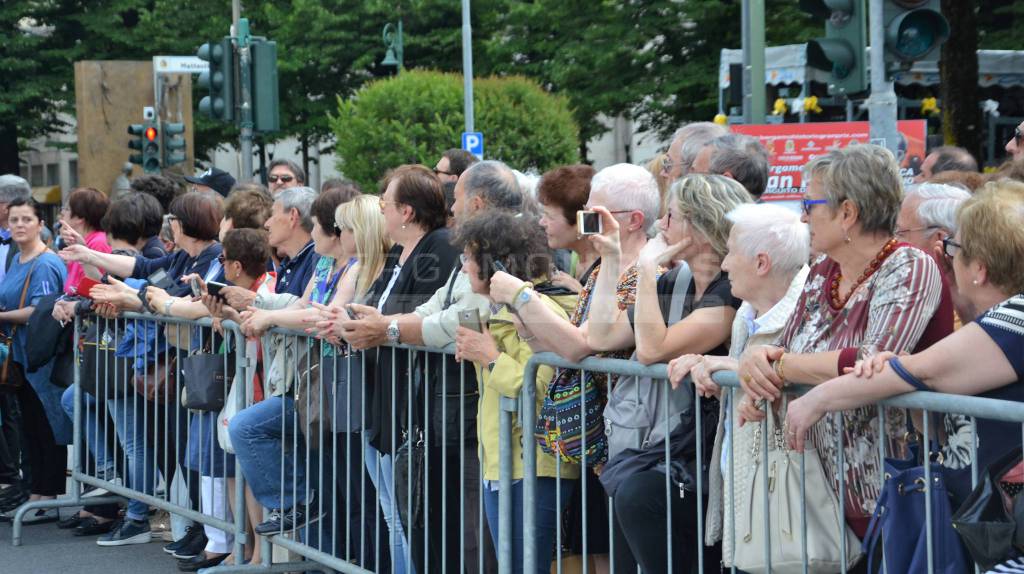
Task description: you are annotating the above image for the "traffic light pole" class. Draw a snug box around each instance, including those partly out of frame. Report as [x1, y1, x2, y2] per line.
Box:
[235, 16, 255, 182]
[461, 0, 475, 134]
[867, 0, 900, 157]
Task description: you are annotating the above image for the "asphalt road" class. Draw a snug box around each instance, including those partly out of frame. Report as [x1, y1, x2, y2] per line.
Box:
[0, 506, 178, 574]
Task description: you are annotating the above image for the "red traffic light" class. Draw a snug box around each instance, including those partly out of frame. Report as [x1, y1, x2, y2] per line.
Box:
[145, 126, 158, 142]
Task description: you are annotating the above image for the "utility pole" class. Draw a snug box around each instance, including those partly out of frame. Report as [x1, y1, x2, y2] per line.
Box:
[742, 0, 766, 124]
[867, 0, 900, 156]
[233, 1, 254, 182]
[461, 0, 475, 134]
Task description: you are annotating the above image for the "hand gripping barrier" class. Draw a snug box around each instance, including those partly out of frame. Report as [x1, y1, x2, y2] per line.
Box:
[506, 352, 1024, 574]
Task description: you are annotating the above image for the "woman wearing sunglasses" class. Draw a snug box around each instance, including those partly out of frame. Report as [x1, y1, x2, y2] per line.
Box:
[737, 144, 948, 538]
[786, 179, 1024, 510]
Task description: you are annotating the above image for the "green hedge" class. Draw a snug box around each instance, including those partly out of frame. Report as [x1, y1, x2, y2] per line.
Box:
[331, 70, 579, 190]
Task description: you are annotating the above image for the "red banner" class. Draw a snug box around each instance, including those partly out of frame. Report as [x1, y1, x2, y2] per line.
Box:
[732, 120, 927, 201]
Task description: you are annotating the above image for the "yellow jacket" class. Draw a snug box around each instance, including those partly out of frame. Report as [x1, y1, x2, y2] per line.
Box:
[474, 290, 580, 482]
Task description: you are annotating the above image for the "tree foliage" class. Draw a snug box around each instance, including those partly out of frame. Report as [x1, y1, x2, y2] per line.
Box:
[331, 70, 578, 190]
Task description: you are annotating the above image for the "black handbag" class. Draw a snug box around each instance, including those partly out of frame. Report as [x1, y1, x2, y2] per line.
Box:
[80, 321, 129, 399]
[394, 427, 426, 530]
[952, 448, 1024, 569]
[181, 352, 232, 412]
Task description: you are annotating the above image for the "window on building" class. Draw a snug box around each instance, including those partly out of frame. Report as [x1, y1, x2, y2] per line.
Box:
[68, 160, 78, 188]
[30, 164, 44, 187]
[45, 163, 59, 187]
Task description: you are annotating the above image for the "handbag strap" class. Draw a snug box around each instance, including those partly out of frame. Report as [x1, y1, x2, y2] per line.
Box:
[1, 259, 37, 380]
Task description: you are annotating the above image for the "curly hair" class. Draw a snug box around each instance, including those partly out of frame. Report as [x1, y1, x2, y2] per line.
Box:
[453, 209, 553, 284]
[130, 174, 181, 213]
[224, 184, 273, 230]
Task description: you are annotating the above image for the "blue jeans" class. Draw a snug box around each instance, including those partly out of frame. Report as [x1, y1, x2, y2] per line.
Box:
[363, 438, 415, 574]
[483, 477, 573, 574]
[228, 396, 307, 510]
[106, 395, 159, 521]
[60, 385, 115, 478]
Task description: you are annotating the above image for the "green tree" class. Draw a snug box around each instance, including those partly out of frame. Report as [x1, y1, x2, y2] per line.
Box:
[331, 70, 578, 190]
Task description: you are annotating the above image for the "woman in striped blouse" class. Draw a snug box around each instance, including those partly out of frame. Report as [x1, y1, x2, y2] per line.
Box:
[736, 144, 948, 537]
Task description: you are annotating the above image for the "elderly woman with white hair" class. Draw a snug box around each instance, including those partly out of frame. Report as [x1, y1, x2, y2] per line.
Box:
[666, 202, 810, 570]
[586, 173, 752, 573]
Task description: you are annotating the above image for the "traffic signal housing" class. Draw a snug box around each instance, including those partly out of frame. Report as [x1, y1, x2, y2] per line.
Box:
[142, 121, 161, 174]
[882, 0, 949, 72]
[162, 122, 187, 168]
[128, 123, 146, 167]
[197, 38, 235, 123]
[800, 0, 868, 96]
[251, 38, 280, 133]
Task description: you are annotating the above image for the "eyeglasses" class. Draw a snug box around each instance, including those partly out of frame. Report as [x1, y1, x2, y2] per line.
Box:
[433, 168, 454, 177]
[942, 236, 962, 258]
[895, 225, 939, 239]
[801, 198, 828, 215]
[217, 253, 226, 264]
[268, 174, 294, 184]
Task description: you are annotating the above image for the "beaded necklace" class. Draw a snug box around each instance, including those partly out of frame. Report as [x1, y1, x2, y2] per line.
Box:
[829, 237, 899, 311]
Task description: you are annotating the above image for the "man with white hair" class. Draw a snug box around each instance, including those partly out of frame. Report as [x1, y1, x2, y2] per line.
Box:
[896, 183, 971, 254]
[898, 183, 972, 328]
[0, 174, 32, 283]
[662, 122, 729, 185]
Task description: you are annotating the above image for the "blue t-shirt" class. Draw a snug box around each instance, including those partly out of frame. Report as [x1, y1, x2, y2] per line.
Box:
[275, 240, 319, 297]
[0, 251, 66, 365]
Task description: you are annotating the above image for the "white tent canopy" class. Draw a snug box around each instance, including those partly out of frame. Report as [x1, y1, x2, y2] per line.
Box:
[719, 44, 1024, 90]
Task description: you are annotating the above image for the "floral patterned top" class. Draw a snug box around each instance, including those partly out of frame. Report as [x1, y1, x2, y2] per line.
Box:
[778, 245, 943, 533]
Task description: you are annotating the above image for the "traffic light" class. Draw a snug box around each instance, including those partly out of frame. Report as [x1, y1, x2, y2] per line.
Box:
[162, 122, 187, 168]
[251, 38, 280, 133]
[882, 0, 949, 72]
[800, 0, 868, 96]
[142, 121, 161, 174]
[127, 124, 145, 167]
[197, 38, 235, 122]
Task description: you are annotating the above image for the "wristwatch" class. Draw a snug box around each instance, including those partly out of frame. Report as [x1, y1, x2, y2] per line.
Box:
[487, 358, 498, 373]
[512, 287, 534, 312]
[386, 319, 400, 345]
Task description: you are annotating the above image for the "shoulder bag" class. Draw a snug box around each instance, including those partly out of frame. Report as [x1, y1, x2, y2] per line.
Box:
[730, 401, 864, 573]
[80, 319, 129, 399]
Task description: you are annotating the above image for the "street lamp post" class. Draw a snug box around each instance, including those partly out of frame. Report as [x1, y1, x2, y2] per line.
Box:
[381, 20, 404, 72]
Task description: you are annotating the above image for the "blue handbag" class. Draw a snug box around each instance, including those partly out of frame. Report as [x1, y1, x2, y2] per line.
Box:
[863, 445, 969, 573]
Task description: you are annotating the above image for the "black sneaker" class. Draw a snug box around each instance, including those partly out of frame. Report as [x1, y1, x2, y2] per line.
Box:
[58, 511, 85, 529]
[162, 524, 203, 555]
[254, 493, 325, 536]
[171, 527, 209, 560]
[96, 518, 151, 546]
[73, 517, 117, 537]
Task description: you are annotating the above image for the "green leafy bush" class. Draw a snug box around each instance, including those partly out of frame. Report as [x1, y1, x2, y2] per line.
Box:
[331, 70, 579, 190]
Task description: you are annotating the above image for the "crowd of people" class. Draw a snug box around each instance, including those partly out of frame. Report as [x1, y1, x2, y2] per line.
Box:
[0, 119, 1022, 574]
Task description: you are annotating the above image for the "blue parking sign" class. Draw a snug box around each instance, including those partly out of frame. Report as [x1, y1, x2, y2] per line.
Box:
[462, 132, 484, 159]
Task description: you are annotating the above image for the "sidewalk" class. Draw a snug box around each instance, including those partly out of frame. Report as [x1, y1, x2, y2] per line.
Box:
[0, 506, 176, 574]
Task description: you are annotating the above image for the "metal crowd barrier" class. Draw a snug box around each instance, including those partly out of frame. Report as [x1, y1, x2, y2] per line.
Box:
[12, 311, 1024, 574]
[511, 352, 1024, 574]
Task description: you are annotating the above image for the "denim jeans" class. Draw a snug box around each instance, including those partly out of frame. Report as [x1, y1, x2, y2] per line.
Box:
[364, 437, 415, 574]
[228, 396, 307, 511]
[482, 477, 573, 574]
[60, 385, 115, 478]
[106, 395, 157, 521]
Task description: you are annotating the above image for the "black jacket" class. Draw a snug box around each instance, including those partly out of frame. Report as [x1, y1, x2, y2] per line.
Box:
[365, 227, 460, 453]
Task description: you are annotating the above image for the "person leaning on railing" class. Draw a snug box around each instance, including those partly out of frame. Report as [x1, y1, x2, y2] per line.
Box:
[452, 209, 579, 574]
[785, 180, 1024, 506]
[737, 144, 948, 537]
[0, 197, 68, 524]
[585, 174, 750, 574]
[665, 202, 810, 568]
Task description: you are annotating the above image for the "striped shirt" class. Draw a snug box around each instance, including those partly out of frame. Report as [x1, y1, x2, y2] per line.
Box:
[778, 245, 943, 532]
